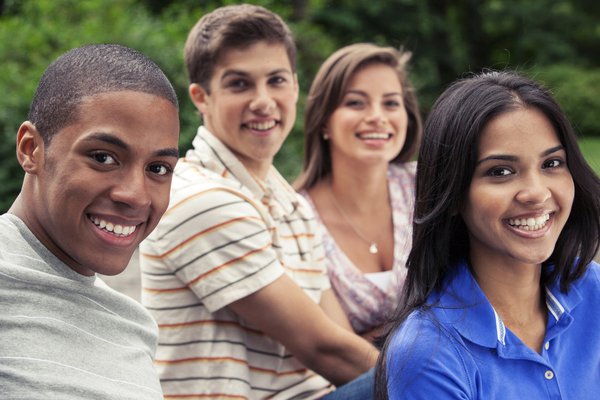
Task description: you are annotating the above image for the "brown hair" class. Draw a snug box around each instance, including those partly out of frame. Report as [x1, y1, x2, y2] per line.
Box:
[295, 43, 422, 190]
[184, 4, 296, 93]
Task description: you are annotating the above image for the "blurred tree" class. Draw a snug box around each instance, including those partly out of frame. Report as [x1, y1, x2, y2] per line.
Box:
[0, 0, 598, 212]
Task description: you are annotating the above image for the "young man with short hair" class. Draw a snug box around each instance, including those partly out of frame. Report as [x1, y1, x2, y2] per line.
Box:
[140, 5, 376, 399]
[0, 44, 180, 399]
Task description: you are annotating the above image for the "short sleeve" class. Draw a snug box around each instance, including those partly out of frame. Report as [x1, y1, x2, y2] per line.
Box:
[142, 185, 284, 312]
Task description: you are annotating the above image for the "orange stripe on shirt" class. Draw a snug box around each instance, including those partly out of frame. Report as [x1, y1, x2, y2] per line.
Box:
[278, 232, 316, 240]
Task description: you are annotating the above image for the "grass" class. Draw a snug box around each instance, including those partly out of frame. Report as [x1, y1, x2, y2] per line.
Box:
[579, 137, 600, 176]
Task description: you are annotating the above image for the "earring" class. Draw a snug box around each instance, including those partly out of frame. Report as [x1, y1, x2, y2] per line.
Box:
[323, 133, 329, 140]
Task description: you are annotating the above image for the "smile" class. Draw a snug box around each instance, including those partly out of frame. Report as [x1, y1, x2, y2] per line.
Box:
[90, 216, 137, 237]
[507, 213, 551, 231]
[244, 120, 277, 131]
[356, 132, 392, 140]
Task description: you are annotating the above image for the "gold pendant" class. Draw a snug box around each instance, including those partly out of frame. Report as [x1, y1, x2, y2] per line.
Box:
[369, 243, 378, 254]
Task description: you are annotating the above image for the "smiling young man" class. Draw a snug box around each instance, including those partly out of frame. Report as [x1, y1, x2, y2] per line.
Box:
[0, 44, 180, 399]
[139, 4, 377, 399]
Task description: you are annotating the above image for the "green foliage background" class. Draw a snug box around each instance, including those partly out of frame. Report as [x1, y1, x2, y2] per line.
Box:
[0, 0, 599, 212]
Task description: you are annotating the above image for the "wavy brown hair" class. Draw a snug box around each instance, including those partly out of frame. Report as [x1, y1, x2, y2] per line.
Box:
[294, 43, 422, 191]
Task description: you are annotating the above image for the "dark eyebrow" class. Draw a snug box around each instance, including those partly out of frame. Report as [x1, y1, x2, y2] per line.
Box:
[85, 133, 129, 149]
[84, 132, 179, 158]
[221, 68, 292, 81]
[157, 148, 180, 158]
[345, 89, 402, 97]
[476, 145, 565, 166]
[543, 145, 564, 157]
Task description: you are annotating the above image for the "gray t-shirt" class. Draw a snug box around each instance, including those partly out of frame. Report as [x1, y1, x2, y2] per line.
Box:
[0, 214, 162, 399]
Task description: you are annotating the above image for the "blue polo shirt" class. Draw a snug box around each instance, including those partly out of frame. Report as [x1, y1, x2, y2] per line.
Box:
[386, 260, 600, 399]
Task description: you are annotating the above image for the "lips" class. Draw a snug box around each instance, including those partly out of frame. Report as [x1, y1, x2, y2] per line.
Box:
[89, 215, 137, 237]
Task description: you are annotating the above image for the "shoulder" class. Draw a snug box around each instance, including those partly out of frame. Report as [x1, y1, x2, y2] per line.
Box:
[388, 162, 416, 197]
[389, 161, 417, 180]
[142, 171, 272, 261]
[571, 260, 600, 297]
[386, 310, 475, 398]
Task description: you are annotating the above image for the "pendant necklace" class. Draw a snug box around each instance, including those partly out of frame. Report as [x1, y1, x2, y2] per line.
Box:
[329, 188, 378, 254]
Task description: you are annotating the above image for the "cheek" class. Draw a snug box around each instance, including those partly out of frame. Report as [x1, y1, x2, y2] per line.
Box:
[558, 175, 575, 214]
[463, 189, 503, 230]
[152, 184, 172, 215]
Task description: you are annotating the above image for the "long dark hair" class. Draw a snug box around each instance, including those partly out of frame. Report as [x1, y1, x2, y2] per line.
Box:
[374, 70, 600, 399]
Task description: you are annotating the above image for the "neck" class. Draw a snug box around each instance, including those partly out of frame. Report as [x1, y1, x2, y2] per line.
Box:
[329, 164, 389, 213]
[471, 255, 547, 352]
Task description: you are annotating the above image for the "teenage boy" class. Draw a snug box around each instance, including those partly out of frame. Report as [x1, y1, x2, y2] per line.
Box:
[0, 44, 180, 399]
[140, 4, 377, 400]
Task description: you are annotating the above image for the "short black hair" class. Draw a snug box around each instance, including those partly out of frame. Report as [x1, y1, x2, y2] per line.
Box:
[28, 43, 178, 145]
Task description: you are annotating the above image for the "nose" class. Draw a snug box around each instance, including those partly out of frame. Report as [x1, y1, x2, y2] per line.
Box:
[249, 84, 275, 114]
[366, 104, 387, 126]
[110, 168, 152, 209]
[515, 172, 551, 205]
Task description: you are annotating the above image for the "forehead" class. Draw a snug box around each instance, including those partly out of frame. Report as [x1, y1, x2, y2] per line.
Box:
[347, 63, 402, 91]
[212, 41, 293, 77]
[478, 107, 560, 155]
[56, 90, 179, 152]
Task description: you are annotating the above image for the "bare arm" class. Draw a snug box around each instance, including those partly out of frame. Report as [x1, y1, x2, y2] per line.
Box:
[319, 288, 353, 331]
[228, 275, 378, 385]
[321, 289, 384, 344]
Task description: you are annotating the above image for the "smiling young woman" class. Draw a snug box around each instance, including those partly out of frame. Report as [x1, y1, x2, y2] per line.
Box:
[375, 70, 600, 400]
[295, 43, 422, 341]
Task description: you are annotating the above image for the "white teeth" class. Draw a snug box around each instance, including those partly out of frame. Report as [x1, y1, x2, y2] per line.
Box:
[508, 214, 550, 231]
[358, 132, 391, 140]
[90, 216, 137, 237]
[246, 121, 276, 131]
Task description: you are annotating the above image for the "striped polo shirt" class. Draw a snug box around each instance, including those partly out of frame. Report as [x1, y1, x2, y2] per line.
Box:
[140, 127, 333, 399]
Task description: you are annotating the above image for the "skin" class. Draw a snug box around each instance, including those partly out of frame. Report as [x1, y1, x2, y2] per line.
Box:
[189, 41, 377, 384]
[461, 106, 575, 352]
[10, 90, 180, 277]
[189, 41, 298, 179]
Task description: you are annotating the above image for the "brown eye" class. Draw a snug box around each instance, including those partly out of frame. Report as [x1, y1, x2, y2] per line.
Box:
[148, 163, 172, 176]
[542, 159, 563, 169]
[91, 152, 117, 165]
[486, 167, 513, 177]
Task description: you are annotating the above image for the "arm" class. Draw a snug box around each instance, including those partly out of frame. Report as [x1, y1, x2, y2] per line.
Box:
[360, 326, 384, 343]
[319, 288, 353, 331]
[229, 274, 378, 386]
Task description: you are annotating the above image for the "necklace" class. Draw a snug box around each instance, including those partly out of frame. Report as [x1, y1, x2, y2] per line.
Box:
[329, 188, 378, 254]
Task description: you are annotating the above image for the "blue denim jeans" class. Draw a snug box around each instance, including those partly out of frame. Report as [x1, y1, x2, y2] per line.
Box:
[320, 368, 374, 400]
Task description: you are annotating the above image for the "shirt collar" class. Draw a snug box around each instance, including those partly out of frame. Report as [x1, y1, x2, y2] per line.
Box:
[186, 126, 300, 216]
[430, 260, 582, 349]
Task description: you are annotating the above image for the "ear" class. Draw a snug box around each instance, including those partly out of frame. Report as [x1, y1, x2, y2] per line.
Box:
[16, 122, 44, 175]
[189, 83, 209, 115]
